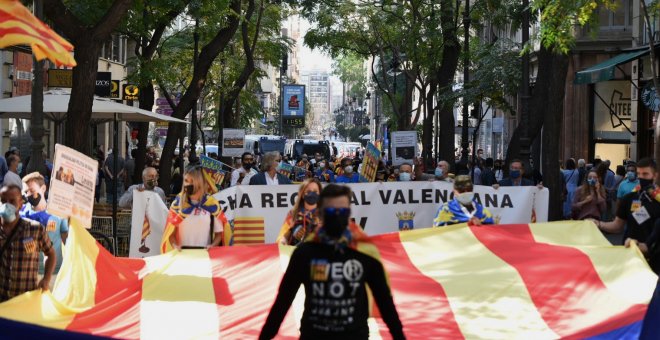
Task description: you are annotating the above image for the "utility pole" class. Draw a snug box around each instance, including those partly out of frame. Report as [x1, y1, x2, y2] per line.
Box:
[519, 0, 531, 167]
[460, 0, 471, 164]
[278, 51, 287, 136]
[28, 0, 46, 175]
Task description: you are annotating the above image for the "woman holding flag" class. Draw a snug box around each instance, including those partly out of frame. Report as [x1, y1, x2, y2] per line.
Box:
[277, 179, 322, 246]
[160, 165, 233, 252]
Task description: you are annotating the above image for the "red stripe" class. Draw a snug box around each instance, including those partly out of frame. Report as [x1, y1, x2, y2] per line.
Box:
[209, 244, 299, 338]
[234, 226, 265, 230]
[0, 8, 70, 45]
[470, 224, 648, 338]
[0, 19, 61, 51]
[67, 242, 145, 337]
[371, 233, 465, 339]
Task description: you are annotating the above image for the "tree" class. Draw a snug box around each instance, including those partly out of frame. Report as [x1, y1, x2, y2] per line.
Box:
[495, 0, 616, 220]
[122, 0, 191, 183]
[44, 0, 134, 155]
[640, 1, 660, 182]
[156, 0, 242, 193]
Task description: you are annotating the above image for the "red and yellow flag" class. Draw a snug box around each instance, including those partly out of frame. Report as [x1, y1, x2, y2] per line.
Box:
[0, 0, 76, 66]
[0, 220, 657, 339]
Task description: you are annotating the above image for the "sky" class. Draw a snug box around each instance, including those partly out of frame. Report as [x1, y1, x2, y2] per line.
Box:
[298, 17, 334, 72]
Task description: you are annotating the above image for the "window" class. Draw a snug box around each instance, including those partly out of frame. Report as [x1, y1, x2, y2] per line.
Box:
[599, 0, 632, 30]
[100, 34, 127, 64]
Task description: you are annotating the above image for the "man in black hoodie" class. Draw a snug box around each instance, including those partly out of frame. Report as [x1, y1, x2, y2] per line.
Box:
[260, 184, 405, 340]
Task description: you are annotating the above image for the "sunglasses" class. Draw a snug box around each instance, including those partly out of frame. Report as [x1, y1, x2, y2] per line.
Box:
[323, 207, 351, 216]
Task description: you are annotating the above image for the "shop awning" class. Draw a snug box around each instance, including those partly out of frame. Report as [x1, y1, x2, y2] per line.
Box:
[574, 49, 650, 84]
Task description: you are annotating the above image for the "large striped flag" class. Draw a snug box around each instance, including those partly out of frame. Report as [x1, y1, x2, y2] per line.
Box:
[0, 220, 658, 338]
[0, 0, 76, 66]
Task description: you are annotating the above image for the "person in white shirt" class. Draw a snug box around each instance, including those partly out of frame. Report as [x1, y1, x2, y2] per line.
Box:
[169, 165, 227, 249]
[230, 152, 258, 186]
[3, 155, 23, 189]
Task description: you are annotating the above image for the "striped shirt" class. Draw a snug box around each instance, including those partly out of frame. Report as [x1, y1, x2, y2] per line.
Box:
[0, 218, 53, 302]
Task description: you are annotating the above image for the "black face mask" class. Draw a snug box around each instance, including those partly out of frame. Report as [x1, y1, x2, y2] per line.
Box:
[144, 179, 157, 190]
[27, 193, 41, 207]
[639, 178, 654, 189]
[184, 184, 195, 196]
[322, 207, 351, 238]
[242, 162, 253, 170]
[303, 192, 319, 205]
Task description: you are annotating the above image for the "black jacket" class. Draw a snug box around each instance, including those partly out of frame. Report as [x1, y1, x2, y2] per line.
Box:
[249, 172, 292, 185]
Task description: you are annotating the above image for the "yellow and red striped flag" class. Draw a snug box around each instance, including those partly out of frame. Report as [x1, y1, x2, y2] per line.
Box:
[233, 216, 265, 244]
[0, 0, 76, 66]
[0, 220, 657, 339]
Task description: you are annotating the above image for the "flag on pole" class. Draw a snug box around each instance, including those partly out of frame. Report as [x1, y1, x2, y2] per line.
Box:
[0, 0, 76, 66]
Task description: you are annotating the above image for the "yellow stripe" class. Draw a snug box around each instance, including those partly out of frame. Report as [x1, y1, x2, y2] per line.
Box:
[141, 250, 219, 339]
[234, 237, 265, 242]
[529, 221, 658, 305]
[0, 220, 98, 329]
[234, 230, 265, 235]
[400, 226, 559, 339]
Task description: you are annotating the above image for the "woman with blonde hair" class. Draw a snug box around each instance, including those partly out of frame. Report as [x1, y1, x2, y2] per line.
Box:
[277, 178, 322, 246]
[571, 169, 607, 220]
[161, 165, 232, 252]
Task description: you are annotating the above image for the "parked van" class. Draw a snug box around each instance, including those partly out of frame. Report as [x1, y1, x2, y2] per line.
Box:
[244, 135, 287, 156]
[284, 139, 331, 161]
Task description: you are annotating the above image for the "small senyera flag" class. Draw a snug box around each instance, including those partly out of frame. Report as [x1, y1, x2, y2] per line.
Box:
[0, 0, 76, 66]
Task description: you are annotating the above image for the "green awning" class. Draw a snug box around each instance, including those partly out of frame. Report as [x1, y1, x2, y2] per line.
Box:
[574, 49, 649, 84]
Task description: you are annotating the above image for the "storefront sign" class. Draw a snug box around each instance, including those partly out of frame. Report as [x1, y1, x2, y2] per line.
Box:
[110, 80, 120, 99]
[94, 72, 112, 97]
[47, 69, 72, 88]
[593, 81, 632, 140]
[123, 84, 139, 101]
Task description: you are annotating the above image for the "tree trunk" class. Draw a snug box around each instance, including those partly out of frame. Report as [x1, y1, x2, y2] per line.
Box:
[134, 82, 155, 183]
[422, 80, 437, 162]
[158, 0, 241, 194]
[538, 48, 569, 221]
[64, 40, 102, 155]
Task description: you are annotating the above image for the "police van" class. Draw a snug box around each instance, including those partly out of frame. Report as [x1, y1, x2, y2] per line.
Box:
[284, 139, 331, 161]
[244, 135, 287, 157]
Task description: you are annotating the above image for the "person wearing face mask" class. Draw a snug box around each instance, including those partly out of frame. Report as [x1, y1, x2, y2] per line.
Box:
[277, 179, 322, 246]
[571, 170, 606, 220]
[260, 184, 405, 340]
[590, 158, 660, 273]
[617, 163, 639, 199]
[231, 152, 259, 186]
[495, 159, 534, 187]
[0, 185, 55, 302]
[118, 167, 166, 209]
[335, 160, 360, 183]
[249, 152, 292, 185]
[161, 165, 233, 252]
[314, 160, 335, 183]
[433, 175, 494, 227]
[398, 163, 413, 182]
[19, 173, 68, 289]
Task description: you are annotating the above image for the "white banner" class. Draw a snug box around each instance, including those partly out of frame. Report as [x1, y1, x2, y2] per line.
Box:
[129, 190, 168, 258]
[222, 129, 245, 157]
[390, 131, 418, 166]
[213, 182, 548, 244]
[48, 144, 98, 228]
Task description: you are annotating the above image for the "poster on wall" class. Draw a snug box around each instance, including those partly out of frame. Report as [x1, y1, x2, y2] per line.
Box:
[282, 84, 305, 127]
[47, 144, 98, 228]
[391, 131, 418, 166]
[593, 80, 632, 140]
[222, 129, 245, 157]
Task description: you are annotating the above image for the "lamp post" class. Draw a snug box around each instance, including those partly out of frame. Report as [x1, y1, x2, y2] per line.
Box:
[460, 0, 471, 164]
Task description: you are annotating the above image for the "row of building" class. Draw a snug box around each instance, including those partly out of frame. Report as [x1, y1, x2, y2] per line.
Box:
[363, 0, 656, 167]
